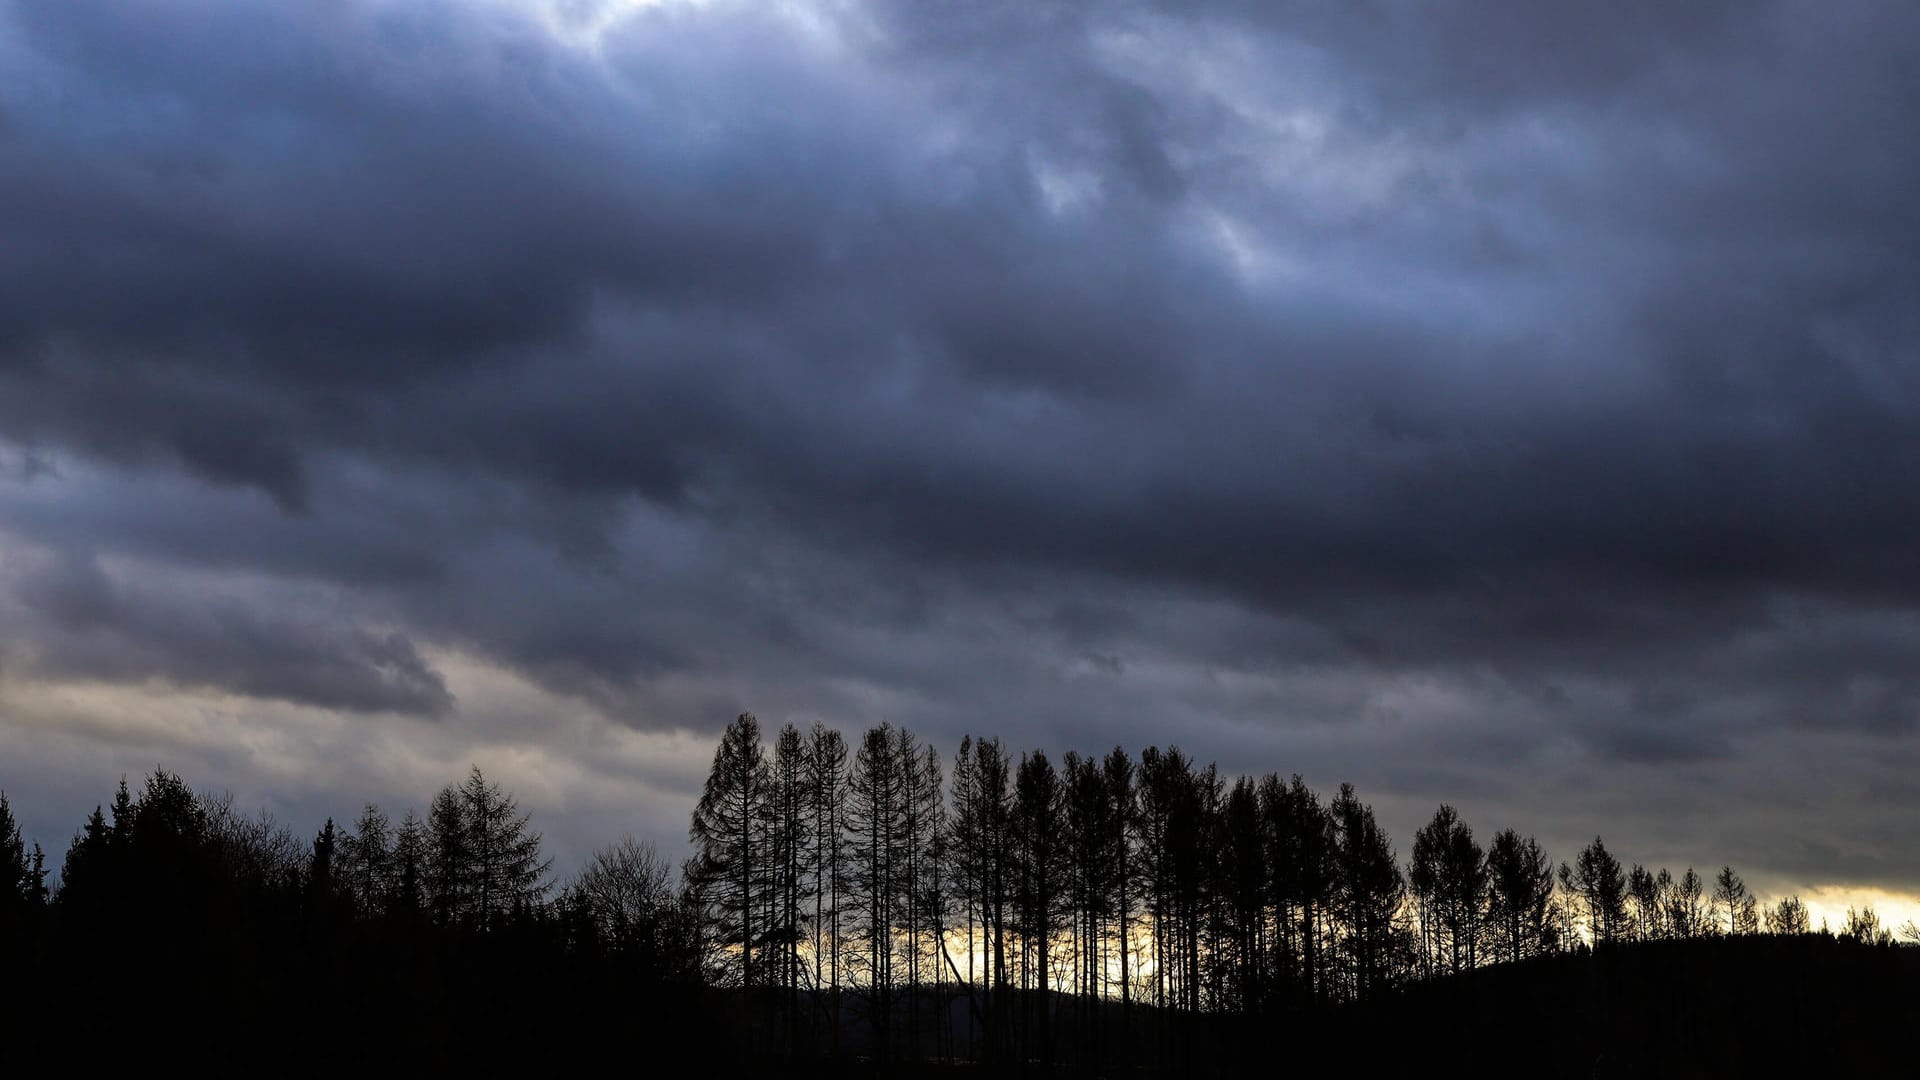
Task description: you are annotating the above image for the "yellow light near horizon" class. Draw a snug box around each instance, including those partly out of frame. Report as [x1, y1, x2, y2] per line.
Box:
[1798, 886, 1920, 938]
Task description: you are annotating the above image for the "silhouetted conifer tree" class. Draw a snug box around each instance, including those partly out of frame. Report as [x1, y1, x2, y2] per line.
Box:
[1411, 804, 1486, 977]
[427, 784, 468, 925]
[848, 722, 907, 1057]
[1063, 748, 1125, 1052]
[908, 739, 946, 1060]
[1567, 837, 1628, 946]
[1331, 783, 1406, 1000]
[459, 766, 551, 929]
[1139, 746, 1211, 1021]
[390, 808, 428, 918]
[767, 722, 811, 1049]
[0, 792, 29, 913]
[689, 712, 771, 989]
[969, 736, 1014, 1064]
[1102, 747, 1138, 1032]
[805, 721, 850, 1048]
[1485, 828, 1555, 963]
[1653, 867, 1676, 936]
[25, 843, 48, 908]
[58, 805, 111, 911]
[1713, 865, 1749, 936]
[1668, 866, 1707, 939]
[947, 733, 983, 1042]
[310, 818, 339, 900]
[109, 776, 135, 847]
[339, 803, 393, 915]
[1012, 750, 1065, 1061]
[1217, 774, 1265, 1010]
[1262, 774, 1336, 1003]
[1627, 863, 1660, 941]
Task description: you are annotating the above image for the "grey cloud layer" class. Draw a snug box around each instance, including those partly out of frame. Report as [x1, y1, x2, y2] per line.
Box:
[3, 0, 1919, 890]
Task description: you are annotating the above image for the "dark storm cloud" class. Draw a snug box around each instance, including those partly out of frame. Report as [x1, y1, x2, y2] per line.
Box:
[1180, 0, 1760, 113]
[3, 545, 453, 716]
[4, 0, 1920, 889]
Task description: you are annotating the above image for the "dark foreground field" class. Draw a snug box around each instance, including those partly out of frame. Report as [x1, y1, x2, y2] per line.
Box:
[4, 929, 1911, 1076]
[1360, 934, 1917, 1078]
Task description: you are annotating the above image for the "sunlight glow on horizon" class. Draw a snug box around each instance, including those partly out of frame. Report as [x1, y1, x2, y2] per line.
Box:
[1799, 886, 1920, 940]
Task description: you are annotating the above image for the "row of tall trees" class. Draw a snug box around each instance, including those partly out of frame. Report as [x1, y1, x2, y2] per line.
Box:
[1559, 838, 1896, 945]
[684, 714, 1887, 1068]
[4, 725, 1914, 1072]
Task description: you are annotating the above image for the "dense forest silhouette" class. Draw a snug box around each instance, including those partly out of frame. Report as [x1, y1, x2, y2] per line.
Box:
[3, 712, 1916, 1075]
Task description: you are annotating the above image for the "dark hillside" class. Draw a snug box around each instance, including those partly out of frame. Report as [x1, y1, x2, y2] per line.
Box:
[1364, 935, 1917, 1078]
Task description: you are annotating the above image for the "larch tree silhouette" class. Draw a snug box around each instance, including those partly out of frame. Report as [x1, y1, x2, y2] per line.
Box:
[1012, 749, 1065, 1062]
[907, 738, 947, 1060]
[459, 765, 553, 928]
[947, 732, 984, 1053]
[427, 783, 469, 926]
[967, 734, 1016, 1065]
[1103, 746, 1138, 1038]
[805, 719, 851, 1050]
[1653, 866, 1677, 935]
[0, 791, 48, 934]
[1063, 748, 1124, 1053]
[689, 711, 771, 989]
[56, 804, 111, 909]
[1267, 774, 1337, 1004]
[1411, 804, 1488, 977]
[767, 722, 812, 1043]
[1331, 782, 1406, 1000]
[0, 791, 30, 912]
[110, 775, 135, 846]
[308, 817, 340, 913]
[1714, 865, 1750, 935]
[1628, 863, 1660, 941]
[390, 807, 429, 918]
[1567, 836, 1629, 946]
[1217, 774, 1264, 1013]
[339, 802, 393, 916]
[1485, 828, 1556, 963]
[1138, 745, 1196, 1020]
[1669, 866, 1709, 939]
[847, 722, 909, 1060]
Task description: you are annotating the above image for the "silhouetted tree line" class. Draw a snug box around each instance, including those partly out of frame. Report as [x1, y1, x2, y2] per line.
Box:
[4, 723, 1916, 1076]
[681, 713, 1920, 1072]
[0, 769, 713, 1075]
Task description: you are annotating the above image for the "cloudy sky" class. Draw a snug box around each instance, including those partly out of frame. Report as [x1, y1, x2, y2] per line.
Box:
[2, 0, 1917, 921]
